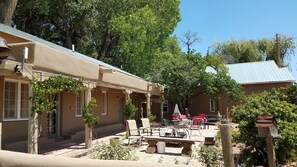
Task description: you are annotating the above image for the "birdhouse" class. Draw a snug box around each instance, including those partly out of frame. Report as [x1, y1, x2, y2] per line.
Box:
[255, 115, 278, 138]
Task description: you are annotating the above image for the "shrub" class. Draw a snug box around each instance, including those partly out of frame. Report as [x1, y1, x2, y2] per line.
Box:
[147, 113, 156, 122]
[124, 99, 137, 120]
[198, 144, 223, 167]
[232, 89, 297, 165]
[92, 140, 138, 161]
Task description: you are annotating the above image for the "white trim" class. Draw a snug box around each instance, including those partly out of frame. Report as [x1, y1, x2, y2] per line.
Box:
[163, 100, 168, 113]
[75, 91, 84, 117]
[209, 99, 215, 113]
[101, 91, 108, 116]
[3, 79, 29, 121]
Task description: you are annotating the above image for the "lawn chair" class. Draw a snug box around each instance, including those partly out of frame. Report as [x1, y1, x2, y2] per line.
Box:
[126, 119, 142, 146]
[139, 118, 151, 135]
[189, 117, 203, 137]
[140, 118, 160, 136]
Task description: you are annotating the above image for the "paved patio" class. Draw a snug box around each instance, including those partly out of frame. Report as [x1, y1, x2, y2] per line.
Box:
[42, 124, 220, 160]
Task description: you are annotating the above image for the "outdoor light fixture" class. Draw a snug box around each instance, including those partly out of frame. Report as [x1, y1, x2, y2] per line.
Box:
[0, 36, 11, 61]
[0, 37, 11, 53]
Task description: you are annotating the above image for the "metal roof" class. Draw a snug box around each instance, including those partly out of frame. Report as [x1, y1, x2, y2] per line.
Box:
[226, 61, 295, 84]
[0, 24, 145, 81]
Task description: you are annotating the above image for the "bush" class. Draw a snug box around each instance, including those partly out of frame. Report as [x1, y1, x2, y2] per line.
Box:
[198, 144, 223, 167]
[92, 140, 138, 161]
[124, 99, 137, 120]
[147, 113, 156, 122]
[232, 89, 297, 165]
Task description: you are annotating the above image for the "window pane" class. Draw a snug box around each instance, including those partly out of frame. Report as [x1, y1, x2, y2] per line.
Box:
[4, 82, 17, 119]
[20, 84, 29, 118]
[102, 92, 108, 115]
[76, 92, 82, 116]
[163, 100, 168, 113]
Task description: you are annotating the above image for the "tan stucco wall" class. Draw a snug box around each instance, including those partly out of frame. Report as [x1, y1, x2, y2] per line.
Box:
[100, 72, 148, 92]
[151, 102, 161, 121]
[189, 94, 213, 116]
[0, 32, 29, 44]
[92, 87, 125, 127]
[242, 82, 291, 94]
[9, 42, 35, 63]
[186, 82, 293, 117]
[34, 44, 99, 81]
[0, 77, 28, 145]
[60, 92, 84, 136]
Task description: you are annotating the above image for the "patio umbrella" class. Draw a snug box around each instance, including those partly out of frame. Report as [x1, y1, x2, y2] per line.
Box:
[173, 104, 181, 115]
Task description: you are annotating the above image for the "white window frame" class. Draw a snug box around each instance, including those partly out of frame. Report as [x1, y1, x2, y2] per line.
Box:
[163, 100, 168, 113]
[75, 91, 84, 117]
[209, 99, 216, 113]
[101, 91, 108, 115]
[3, 79, 29, 121]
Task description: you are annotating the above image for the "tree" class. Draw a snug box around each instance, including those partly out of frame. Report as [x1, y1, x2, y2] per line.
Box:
[0, 0, 18, 25]
[13, 0, 98, 50]
[180, 31, 200, 55]
[232, 89, 297, 165]
[13, 0, 181, 77]
[211, 35, 295, 67]
[151, 37, 243, 112]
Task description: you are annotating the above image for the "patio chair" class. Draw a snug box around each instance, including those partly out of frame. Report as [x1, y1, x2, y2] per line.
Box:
[189, 117, 203, 137]
[139, 118, 159, 136]
[126, 119, 142, 146]
[139, 118, 151, 135]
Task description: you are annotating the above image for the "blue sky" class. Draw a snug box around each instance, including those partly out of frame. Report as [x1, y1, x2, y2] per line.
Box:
[173, 0, 297, 81]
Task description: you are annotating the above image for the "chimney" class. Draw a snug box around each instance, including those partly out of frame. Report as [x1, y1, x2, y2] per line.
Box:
[275, 33, 282, 67]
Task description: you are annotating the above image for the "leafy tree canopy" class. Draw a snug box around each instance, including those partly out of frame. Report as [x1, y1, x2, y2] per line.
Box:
[150, 37, 244, 111]
[13, 0, 181, 77]
[211, 35, 295, 67]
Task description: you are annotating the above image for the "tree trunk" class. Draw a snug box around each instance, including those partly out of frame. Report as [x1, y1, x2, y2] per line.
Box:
[28, 113, 39, 154]
[85, 124, 92, 149]
[0, 0, 18, 25]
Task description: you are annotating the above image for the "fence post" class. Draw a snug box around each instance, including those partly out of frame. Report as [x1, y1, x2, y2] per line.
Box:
[266, 136, 276, 167]
[220, 124, 235, 167]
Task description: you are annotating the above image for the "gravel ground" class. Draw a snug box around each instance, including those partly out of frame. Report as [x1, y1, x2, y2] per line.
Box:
[134, 142, 204, 166]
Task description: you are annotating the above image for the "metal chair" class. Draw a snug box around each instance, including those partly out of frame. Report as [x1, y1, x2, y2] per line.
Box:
[189, 117, 203, 137]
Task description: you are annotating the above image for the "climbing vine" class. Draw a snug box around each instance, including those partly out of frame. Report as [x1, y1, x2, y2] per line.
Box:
[30, 76, 98, 126]
[83, 97, 99, 127]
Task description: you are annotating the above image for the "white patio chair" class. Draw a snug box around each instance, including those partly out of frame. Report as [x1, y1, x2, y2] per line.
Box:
[139, 118, 160, 136]
[126, 119, 142, 146]
[189, 118, 203, 137]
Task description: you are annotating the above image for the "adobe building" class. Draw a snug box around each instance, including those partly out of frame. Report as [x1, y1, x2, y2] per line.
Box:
[166, 61, 295, 118]
[0, 24, 164, 152]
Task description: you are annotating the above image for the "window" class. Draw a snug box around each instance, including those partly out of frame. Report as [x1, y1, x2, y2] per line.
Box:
[101, 91, 108, 115]
[76, 91, 84, 116]
[4, 80, 29, 120]
[163, 100, 168, 113]
[209, 99, 216, 113]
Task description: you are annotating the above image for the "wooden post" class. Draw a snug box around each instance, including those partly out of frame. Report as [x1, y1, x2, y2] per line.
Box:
[28, 113, 38, 154]
[146, 93, 151, 116]
[85, 124, 92, 148]
[28, 84, 39, 154]
[0, 122, 2, 150]
[84, 89, 92, 149]
[266, 136, 276, 167]
[220, 124, 235, 167]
